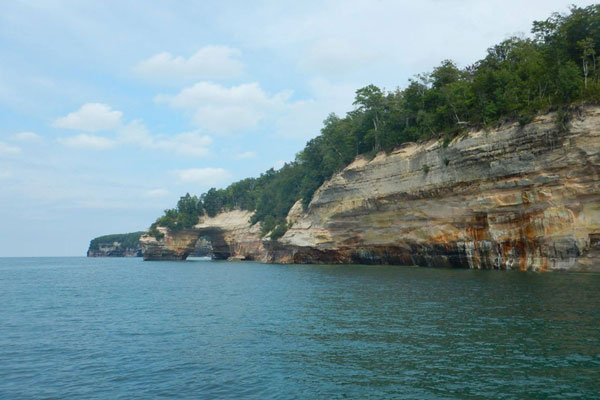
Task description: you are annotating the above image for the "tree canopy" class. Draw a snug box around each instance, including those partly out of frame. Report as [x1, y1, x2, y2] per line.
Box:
[89, 232, 145, 250]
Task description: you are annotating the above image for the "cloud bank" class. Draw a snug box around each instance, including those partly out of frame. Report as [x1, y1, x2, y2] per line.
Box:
[173, 168, 232, 186]
[57, 133, 116, 150]
[134, 46, 244, 83]
[54, 103, 123, 132]
[156, 82, 292, 134]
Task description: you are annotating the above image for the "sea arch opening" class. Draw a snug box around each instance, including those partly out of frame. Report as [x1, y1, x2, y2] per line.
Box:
[191, 227, 231, 260]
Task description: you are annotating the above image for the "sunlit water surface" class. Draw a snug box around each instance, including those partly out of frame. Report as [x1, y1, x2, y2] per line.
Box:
[1, 257, 599, 399]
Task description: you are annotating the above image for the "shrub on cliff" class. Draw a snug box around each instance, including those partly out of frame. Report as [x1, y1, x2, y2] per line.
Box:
[269, 222, 290, 241]
[149, 193, 202, 237]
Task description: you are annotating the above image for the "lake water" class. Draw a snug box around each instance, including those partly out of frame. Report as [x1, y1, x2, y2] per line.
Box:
[1, 257, 599, 399]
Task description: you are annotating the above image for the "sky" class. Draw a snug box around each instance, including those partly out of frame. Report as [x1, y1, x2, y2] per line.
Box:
[0, 0, 596, 256]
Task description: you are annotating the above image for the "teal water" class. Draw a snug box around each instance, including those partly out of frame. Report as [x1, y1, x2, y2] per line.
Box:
[0, 257, 599, 399]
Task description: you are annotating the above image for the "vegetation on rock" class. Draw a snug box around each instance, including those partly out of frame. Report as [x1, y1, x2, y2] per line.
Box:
[150, 5, 600, 238]
[89, 232, 145, 251]
[149, 194, 202, 237]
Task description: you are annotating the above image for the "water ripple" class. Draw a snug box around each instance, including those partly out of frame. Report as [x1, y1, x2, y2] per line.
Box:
[0, 258, 599, 399]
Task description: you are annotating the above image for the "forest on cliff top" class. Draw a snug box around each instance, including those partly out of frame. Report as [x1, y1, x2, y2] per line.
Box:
[89, 232, 145, 251]
[150, 4, 600, 239]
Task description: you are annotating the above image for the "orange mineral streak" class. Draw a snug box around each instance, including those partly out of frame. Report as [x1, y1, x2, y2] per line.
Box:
[428, 230, 462, 244]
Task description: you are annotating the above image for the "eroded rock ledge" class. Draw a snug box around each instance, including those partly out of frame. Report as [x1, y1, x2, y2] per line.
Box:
[142, 107, 600, 271]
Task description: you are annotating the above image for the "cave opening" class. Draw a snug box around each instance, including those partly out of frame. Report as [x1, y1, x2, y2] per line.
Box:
[189, 229, 231, 260]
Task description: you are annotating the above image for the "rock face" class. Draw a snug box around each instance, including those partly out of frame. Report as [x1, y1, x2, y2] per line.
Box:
[140, 210, 264, 261]
[275, 107, 600, 271]
[195, 210, 264, 260]
[87, 244, 141, 257]
[140, 228, 202, 261]
[142, 106, 600, 271]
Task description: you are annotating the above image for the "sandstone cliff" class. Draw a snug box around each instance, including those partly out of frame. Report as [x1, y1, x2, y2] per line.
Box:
[87, 245, 141, 257]
[142, 106, 600, 271]
[140, 228, 201, 261]
[140, 210, 264, 261]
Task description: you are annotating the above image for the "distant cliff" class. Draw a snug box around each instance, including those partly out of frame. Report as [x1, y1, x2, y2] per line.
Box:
[87, 232, 144, 257]
[142, 106, 600, 271]
[88, 232, 212, 258]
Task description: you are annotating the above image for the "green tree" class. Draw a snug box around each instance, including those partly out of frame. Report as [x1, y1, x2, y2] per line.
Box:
[353, 84, 386, 152]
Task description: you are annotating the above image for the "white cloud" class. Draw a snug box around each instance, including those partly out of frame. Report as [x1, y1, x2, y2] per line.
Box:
[145, 188, 169, 198]
[57, 134, 116, 150]
[54, 103, 123, 132]
[233, 151, 256, 159]
[118, 120, 212, 157]
[301, 38, 377, 76]
[274, 78, 356, 139]
[0, 141, 21, 154]
[156, 82, 291, 134]
[12, 131, 43, 143]
[173, 167, 232, 186]
[134, 46, 243, 83]
[156, 78, 357, 140]
[117, 119, 150, 144]
[76, 200, 148, 210]
[0, 170, 11, 179]
[152, 132, 212, 157]
[52, 110, 213, 157]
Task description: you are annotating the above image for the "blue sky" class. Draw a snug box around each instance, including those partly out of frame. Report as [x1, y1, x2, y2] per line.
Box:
[0, 0, 595, 256]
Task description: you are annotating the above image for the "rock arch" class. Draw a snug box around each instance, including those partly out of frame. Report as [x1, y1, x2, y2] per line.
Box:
[195, 228, 231, 260]
[140, 210, 263, 261]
